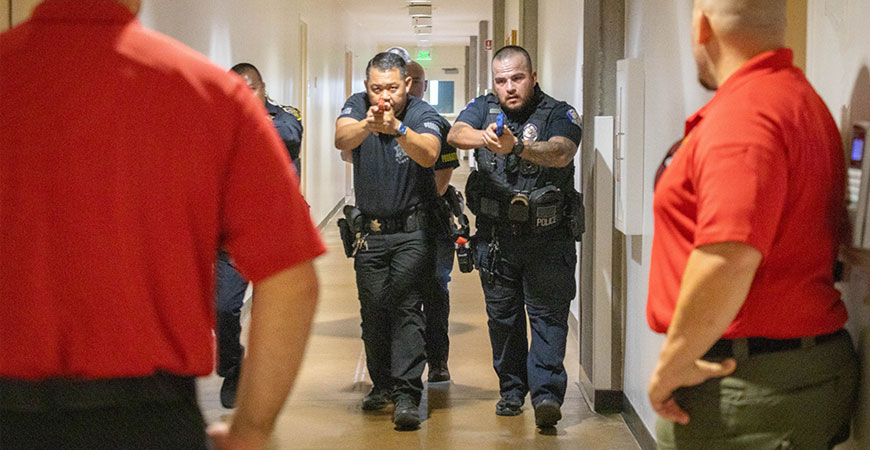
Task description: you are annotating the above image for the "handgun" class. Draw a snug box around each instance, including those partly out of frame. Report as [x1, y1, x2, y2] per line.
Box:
[495, 113, 505, 137]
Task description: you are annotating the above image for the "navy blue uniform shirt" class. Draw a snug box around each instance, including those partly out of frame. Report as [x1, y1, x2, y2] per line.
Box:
[266, 101, 303, 162]
[339, 93, 445, 218]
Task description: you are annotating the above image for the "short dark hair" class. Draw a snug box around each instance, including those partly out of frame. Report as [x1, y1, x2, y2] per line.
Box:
[230, 62, 263, 83]
[492, 46, 533, 72]
[365, 52, 407, 80]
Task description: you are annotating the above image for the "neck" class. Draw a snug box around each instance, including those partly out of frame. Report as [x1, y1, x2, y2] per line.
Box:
[714, 42, 782, 87]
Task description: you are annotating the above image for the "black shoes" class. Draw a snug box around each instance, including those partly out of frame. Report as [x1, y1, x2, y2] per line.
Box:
[361, 387, 391, 411]
[219, 367, 240, 409]
[534, 399, 562, 428]
[392, 398, 421, 430]
[427, 361, 450, 383]
[495, 396, 523, 416]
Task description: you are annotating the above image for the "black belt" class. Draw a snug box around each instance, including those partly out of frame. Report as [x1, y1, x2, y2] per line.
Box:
[704, 329, 847, 359]
[363, 208, 428, 235]
[0, 372, 196, 412]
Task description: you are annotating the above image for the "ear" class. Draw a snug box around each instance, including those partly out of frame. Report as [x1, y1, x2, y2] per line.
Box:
[405, 76, 413, 89]
[697, 12, 713, 45]
[531, 71, 538, 86]
[364, 79, 369, 90]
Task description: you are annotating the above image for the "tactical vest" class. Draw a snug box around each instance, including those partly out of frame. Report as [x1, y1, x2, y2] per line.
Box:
[472, 92, 575, 196]
[466, 92, 580, 236]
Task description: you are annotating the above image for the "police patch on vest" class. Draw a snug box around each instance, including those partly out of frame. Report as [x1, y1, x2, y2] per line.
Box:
[522, 123, 539, 142]
[489, 108, 501, 115]
[567, 108, 581, 127]
[393, 141, 409, 164]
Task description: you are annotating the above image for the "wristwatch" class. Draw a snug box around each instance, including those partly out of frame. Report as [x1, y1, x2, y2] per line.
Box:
[511, 138, 524, 157]
[396, 121, 408, 137]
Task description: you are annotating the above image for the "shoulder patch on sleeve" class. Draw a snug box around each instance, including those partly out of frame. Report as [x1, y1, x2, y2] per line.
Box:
[341, 106, 353, 115]
[282, 105, 302, 121]
[567, 108, 582, 127]
[424, 122, 441, 133]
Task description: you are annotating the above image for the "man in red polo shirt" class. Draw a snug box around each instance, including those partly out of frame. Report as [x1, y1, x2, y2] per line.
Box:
[0, 1, 325, 449]
[647, 0, 859, 448]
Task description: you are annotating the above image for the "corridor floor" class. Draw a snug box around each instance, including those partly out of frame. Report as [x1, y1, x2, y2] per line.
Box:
[196, 163, 642, 450]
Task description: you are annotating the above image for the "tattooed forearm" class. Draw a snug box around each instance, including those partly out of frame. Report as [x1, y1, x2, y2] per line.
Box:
[519, 136, 578, 168]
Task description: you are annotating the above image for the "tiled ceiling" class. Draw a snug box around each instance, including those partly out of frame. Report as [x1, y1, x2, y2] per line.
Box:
[338, 0, 492, 47]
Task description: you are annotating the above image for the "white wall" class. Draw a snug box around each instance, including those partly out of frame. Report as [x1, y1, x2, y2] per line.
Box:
[621, 0, 712, 437]
[537, 0, 584, 323]
[139, 0, 376, 224]
[807, 2, 870, 448]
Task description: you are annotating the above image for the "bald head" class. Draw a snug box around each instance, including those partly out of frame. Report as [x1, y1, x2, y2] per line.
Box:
[695, 0, 786, 43]
[691, 0, 786, 90]
[407, 61, 427, 99]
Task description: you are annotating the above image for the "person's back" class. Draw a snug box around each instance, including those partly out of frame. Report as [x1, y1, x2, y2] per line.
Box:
[649, 50, 847, 339]
[707, 59, 845, 334]
[1, 0, 285, 379]
[1, 2, 323, 449]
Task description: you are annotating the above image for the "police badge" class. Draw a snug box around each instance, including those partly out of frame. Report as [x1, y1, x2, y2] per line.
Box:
[522, 123, 539, 143]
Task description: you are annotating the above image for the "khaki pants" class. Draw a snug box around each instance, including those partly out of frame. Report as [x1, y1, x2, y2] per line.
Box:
[657, 331, 859, 450]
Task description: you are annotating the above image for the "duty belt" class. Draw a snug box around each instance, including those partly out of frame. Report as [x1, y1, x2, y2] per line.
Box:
[363, 208, 428, 234]
[703, 329, 847, 359]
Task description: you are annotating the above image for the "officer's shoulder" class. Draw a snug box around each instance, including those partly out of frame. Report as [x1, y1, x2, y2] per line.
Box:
[285, 105, 302, 121]
[459, 94, 490, 112]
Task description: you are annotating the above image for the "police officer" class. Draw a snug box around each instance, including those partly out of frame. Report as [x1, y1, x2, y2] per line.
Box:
[447, 46, 583, 429]
[215, 62, 305, 409]
[334, 52, 444, 430]
[403, 56, 460, 383]
[231, 63, 304, 177]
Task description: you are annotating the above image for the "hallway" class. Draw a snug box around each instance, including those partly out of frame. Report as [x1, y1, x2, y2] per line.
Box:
[196, 163, 641, 450]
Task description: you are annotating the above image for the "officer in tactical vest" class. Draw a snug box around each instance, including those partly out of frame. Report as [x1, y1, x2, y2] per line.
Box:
[335, 52, 445, 430]
[447, 46, 583, 429]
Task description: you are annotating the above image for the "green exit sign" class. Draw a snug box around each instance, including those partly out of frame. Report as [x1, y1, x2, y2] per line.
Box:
[417, 50, 432, 60]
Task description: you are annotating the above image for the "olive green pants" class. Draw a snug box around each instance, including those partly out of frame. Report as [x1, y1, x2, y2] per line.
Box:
[656, 331, 859, 450]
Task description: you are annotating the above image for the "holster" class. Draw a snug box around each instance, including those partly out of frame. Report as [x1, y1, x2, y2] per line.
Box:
[337, 205, 364, 258]
[337, 218, 355, 257]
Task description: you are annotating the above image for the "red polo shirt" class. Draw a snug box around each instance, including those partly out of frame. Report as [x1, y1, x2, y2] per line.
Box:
[0, 0, 326, 380]
[647, 49, 847, 339]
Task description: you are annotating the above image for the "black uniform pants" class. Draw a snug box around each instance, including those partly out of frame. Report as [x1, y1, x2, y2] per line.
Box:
[425, 236, 454, 365]
[354, 229, 432, 403]
[473, 230, 576, 407]
[215, 250, 247, 377]
[0, 374, 207, 450]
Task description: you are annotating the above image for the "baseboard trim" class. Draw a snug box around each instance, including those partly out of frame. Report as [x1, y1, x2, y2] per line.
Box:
[319, 198, 346, 231]
[621, 393, 657, 450]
